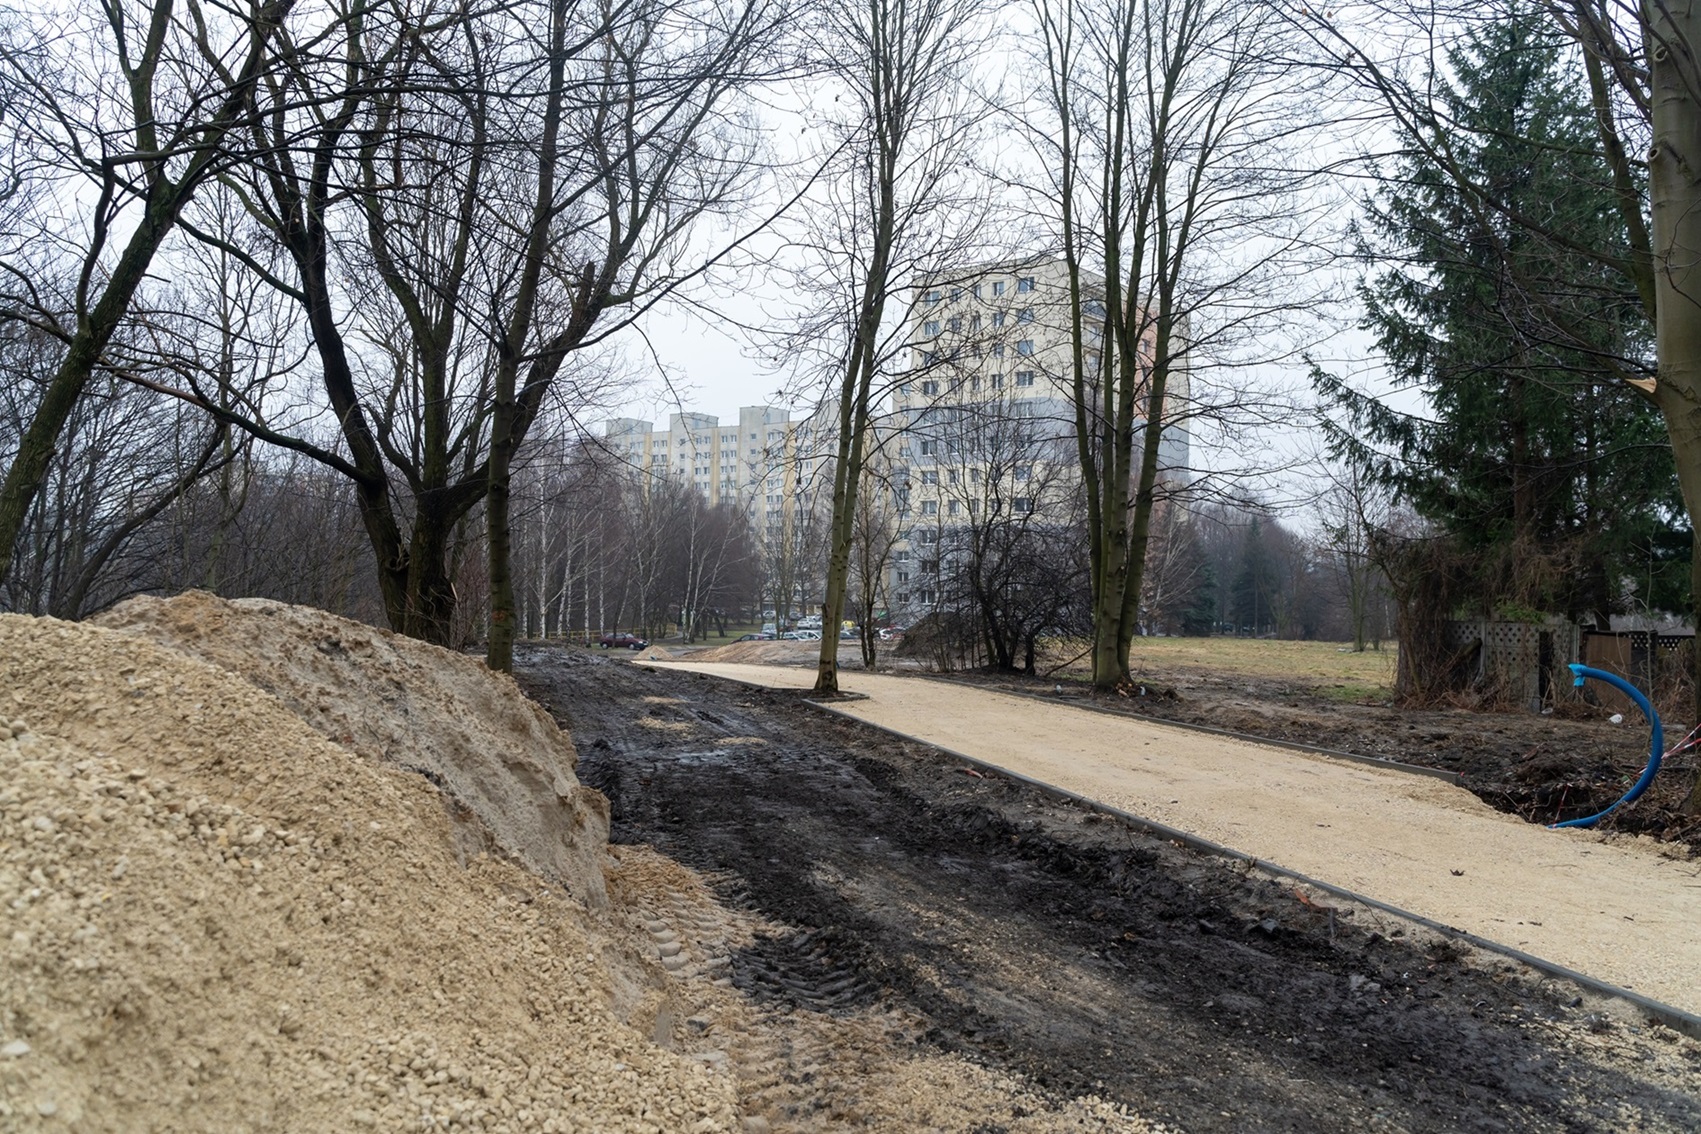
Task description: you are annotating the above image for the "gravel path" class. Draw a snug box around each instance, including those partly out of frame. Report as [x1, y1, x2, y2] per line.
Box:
[648, 660, 1701, 1017]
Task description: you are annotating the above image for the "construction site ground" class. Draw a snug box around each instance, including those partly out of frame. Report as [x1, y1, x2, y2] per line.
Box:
[516, 646, 1701, 1134]
[638, 656, 1701, 1020]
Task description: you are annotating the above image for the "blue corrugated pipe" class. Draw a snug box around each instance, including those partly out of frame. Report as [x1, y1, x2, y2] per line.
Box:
[1550, 664, 1663, 830]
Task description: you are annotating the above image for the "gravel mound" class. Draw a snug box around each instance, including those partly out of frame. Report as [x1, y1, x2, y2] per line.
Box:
[674, 641, 817, 666]
[94, 592, 608, 908]
[0, 612, 730, 1132]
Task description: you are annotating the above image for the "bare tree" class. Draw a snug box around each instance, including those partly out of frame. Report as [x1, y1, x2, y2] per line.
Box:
[848, 462, 901, 665]
[143, 0, 782, 665]
[1026, 0, 1325, 688]
[795, 0, 994, 694]
[1311, 452, 1394, 652]
[930, 394, 1089, 672]
[1139, 495, 1209, 635]
[0, 0, 298, 586]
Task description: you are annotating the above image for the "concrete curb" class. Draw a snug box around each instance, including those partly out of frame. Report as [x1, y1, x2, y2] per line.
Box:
[646, 663, 1701, 1040]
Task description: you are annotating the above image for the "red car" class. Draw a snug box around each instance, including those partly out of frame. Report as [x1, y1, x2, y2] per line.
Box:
[598, 632, 649, 650]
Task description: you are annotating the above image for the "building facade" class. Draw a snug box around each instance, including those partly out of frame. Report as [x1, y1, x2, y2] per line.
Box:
[881, 257, 1192, 617]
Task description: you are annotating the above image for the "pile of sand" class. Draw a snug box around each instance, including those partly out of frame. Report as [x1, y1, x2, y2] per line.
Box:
[94, 593, 608, 908]
[672, 641, 818, 667]
[0, 609, 728, 1132]
[1, 596, 1169, 1133]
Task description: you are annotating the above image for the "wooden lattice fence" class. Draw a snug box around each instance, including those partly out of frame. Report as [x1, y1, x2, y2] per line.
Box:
[1401, 619, 1581, 710]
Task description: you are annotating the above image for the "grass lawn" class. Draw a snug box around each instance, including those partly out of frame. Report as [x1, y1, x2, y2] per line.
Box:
[1041, 637, 1399, 699]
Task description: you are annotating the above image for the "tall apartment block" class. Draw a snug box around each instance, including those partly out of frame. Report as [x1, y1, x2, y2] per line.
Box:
[601, 405, 830, 533]
[883, 257, 1192, 611]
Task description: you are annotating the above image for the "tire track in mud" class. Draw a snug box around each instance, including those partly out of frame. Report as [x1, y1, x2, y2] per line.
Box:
[519, 650, 1701, 1134]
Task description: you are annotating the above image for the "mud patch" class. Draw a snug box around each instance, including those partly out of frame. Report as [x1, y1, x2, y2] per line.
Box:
[519, 649, 1701, 1134]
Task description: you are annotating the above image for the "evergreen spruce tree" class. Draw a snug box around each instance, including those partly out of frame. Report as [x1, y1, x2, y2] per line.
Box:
[1316, 2, 1685, 627]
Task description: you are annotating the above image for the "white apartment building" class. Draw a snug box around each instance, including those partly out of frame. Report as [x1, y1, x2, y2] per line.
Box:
[882, 257, 1191, 614]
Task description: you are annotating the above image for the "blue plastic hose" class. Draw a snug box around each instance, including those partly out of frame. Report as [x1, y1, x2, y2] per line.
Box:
[1550, 664, 1664, 829]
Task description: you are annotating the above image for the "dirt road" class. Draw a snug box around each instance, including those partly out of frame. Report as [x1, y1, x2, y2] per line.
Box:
[519, 649, 1701, 1134]
[648, 660, 1701, 1020]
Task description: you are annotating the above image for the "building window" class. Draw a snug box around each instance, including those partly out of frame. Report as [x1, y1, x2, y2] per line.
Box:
[969, 314, 982, 332]
[920, 529, 940, 543]
[969, 499, 980, 515]
[992, 311, 1006, 329]
[970, 468, 980, 483]
[991, 373, 1004, 389]
[921, 379, 939, 395]
[922, 558, 939, 574]
[992, 280, 1006, 296]
[1015, 496, 1034, 512]
[926, 289, 942, 304]
[947, 469, 958, 484]
[1016, 370, 1035, 387]
[922, 500, 938, 515]
[1017, 276, 1035, 292]
[921, 470, 938, 485]
[895, 550, 910, 562]
[898, 571, 910, 583]
[992, 344, 1005, 359]
[971, 283, 982, 299]
[970, 377, 981, 393]
[920, 439, 936, 455]
[897, 592, 911, 603]
[1017, 340, 1034, 356]
[947, 316, 961, 332]
[924, 320, 941, 337]
[1015, 464, 1032, 481]
[919, 589, 936, 603]
[948, 500, 961, 516]
[1018, 308, 1034, 324]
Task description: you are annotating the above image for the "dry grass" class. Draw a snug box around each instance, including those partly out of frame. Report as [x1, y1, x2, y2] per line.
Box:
[1041, 637, 1399, 696]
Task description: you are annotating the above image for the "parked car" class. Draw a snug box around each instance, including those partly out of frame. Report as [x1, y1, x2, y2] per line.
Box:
[598, 632, 649, 650]
[734, 632, 775, 642]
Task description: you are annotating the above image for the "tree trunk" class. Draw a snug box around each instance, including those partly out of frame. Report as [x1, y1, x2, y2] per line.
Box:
[486, 400, 518, 670]
[0, 192, 188, 584]
[1646, 0, 1701, 810]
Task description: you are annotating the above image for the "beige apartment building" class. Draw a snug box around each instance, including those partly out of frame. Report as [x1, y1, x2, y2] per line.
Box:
[601, 404, 837, 533]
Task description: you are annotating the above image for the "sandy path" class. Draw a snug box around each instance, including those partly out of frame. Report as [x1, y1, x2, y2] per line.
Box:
[651, 660, 1701, 1017]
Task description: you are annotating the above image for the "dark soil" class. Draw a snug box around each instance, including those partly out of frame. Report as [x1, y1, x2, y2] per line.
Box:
[948, 665, 1701, 849]
[517, 646, 1701, 1134]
